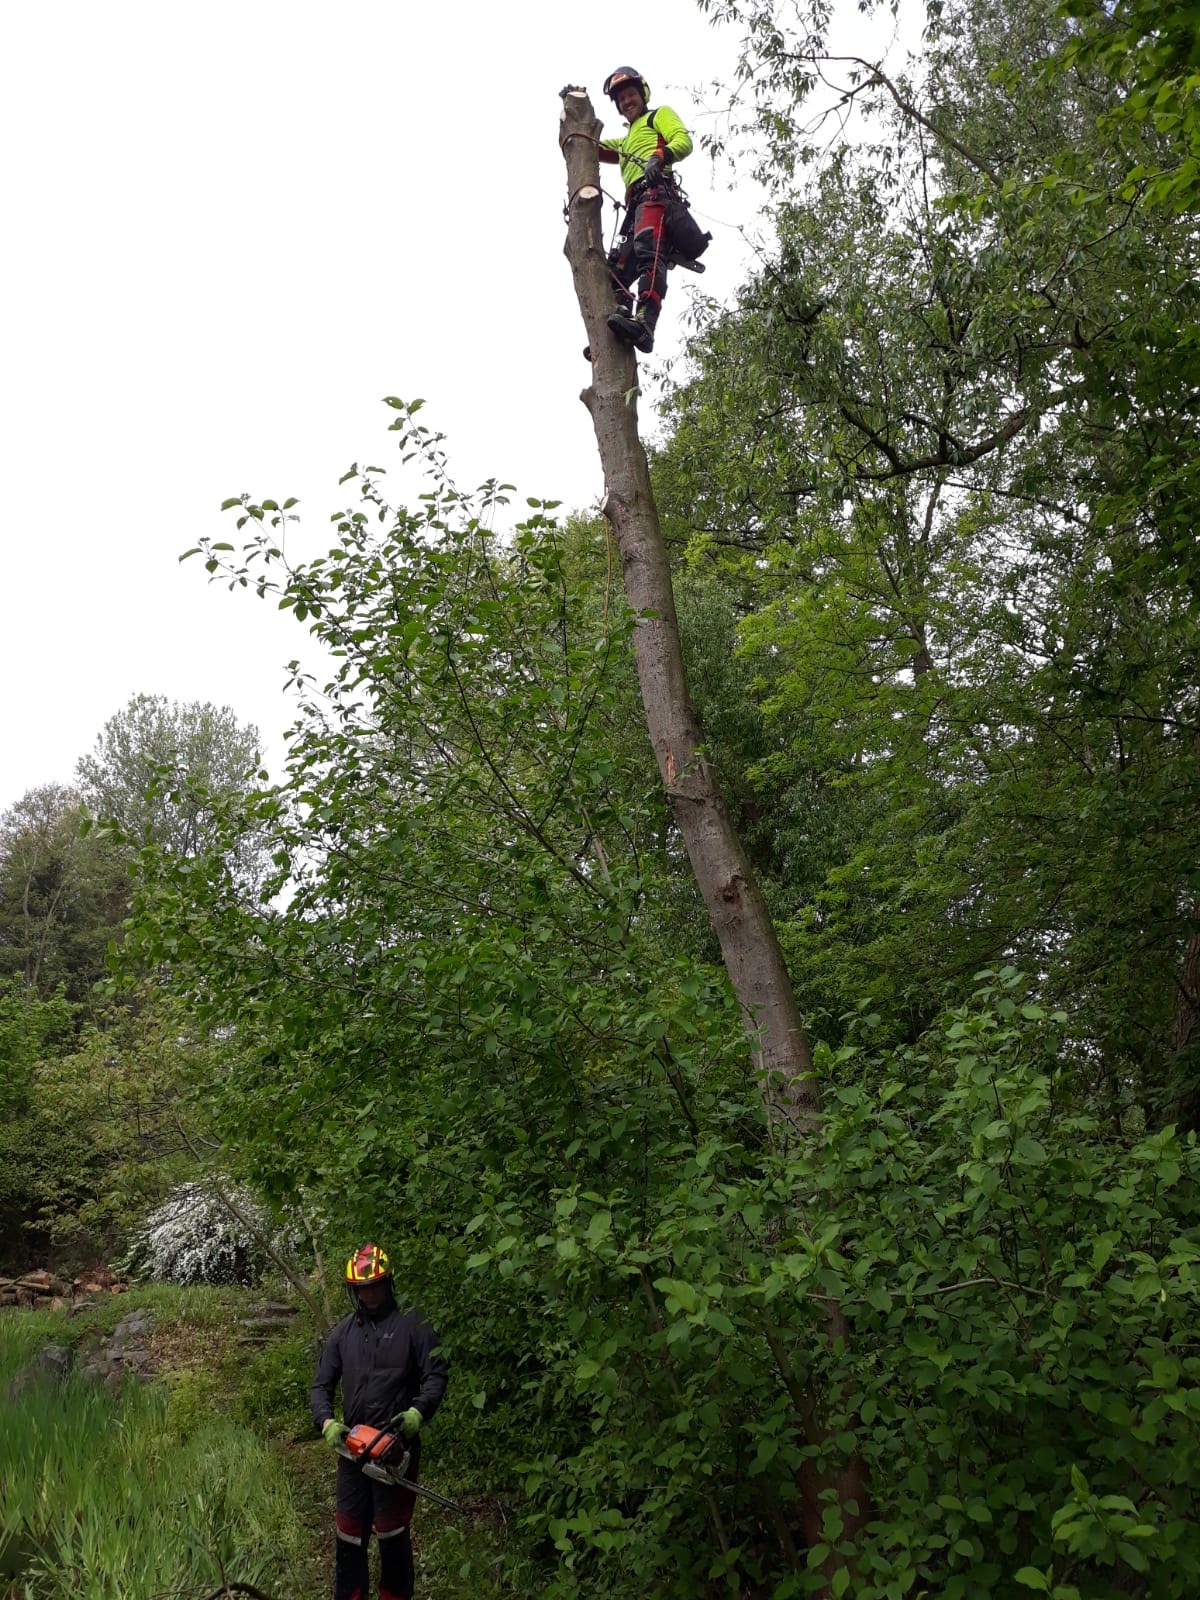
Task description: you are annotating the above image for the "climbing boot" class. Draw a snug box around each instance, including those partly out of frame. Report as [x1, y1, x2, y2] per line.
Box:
[607, 312, 654, 353]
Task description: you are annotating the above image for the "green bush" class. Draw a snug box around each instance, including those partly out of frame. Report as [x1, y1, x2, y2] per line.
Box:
[164, 1364, 224, 1440]
[232, 1328, 320, 1436]
[379, 971, 1200, 1599]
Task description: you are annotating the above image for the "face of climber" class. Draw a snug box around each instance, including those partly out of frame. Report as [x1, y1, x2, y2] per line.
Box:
[356, 1280, 388, 1312]
[616, 82, 647, 123]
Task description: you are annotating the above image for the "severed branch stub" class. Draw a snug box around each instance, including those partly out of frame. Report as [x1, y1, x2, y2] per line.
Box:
[558, 88, 820, 1130]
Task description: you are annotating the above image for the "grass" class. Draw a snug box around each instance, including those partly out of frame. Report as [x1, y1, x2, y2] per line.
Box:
[0, 1375, 306, 1599]
[1, 1289, 320, 1599]
[1, 1284, 542, 1598]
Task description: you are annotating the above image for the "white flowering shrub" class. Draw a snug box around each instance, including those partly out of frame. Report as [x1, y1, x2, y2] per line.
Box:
[121, 1181, 276, 1286]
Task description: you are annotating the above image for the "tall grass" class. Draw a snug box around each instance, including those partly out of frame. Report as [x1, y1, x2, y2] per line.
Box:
[1, 1347, 306, 1598]
[0, 1308, 70, 1383]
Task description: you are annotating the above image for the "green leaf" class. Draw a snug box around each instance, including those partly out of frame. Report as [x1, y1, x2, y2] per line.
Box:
[586, 1209, 612, 1244]
[654, 1278, 698, 1314]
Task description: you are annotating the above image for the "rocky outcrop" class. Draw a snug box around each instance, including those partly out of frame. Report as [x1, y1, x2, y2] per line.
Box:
[78, 1310, 155, 1388]
[4, 1311, 155, 1399]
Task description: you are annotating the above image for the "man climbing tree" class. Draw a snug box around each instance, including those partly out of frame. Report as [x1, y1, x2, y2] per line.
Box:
[598, 65, 694, 354]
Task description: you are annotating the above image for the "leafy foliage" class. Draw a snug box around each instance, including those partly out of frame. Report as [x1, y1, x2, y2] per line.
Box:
[77, 691, 268, 892]
[0, 786, 129, 1005]
[120, 394, 1200, 1594]
[655, 0, 1200, 1116]
[0, 986, 200, 1271]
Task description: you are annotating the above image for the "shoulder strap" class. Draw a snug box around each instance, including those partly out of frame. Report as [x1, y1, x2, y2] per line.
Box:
[644, 108, 668, 159]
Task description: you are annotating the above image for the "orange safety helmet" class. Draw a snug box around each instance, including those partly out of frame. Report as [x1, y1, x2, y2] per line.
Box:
[345, 1242, 392, 1285]
[603, 66, 651, 106]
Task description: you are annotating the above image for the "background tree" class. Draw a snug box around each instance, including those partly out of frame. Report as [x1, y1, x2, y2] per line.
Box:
[77, 692, 267, 888]
[0, 785, 129, 1005]
[661, 0, 1200, 1123]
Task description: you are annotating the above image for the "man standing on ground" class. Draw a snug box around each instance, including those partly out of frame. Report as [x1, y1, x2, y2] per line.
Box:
[311, 1243, 449, 1600]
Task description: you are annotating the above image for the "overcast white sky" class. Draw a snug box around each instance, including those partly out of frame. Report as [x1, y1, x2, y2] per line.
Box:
[1, 0, 898, 810]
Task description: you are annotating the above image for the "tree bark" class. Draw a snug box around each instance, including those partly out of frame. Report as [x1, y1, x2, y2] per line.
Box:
[558, 88, 817, 1127]
[559, 89, 871, 1579]
[1171, 902, 1200, 1132]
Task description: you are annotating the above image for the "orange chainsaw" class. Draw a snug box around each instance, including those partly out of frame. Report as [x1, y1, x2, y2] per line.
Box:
[335, 1414, 464, 1513]
[339, 1419, 412, 1483]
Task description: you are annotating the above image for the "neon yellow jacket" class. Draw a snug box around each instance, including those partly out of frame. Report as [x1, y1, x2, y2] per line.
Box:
[600, 105, 693, 191]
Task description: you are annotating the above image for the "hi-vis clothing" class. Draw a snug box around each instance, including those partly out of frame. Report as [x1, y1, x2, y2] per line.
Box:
[600, 105, 693, 191]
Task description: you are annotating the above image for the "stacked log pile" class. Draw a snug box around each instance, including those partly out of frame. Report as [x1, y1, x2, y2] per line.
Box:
[0, 1267, 128, 1309]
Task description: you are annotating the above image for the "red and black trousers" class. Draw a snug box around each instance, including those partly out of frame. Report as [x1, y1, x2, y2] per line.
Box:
[333, 1444, 419, 1600]
[608, 180, 670, 334]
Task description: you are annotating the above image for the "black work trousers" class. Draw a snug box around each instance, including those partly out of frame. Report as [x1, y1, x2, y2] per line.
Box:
[333, 1441, 419, 1600]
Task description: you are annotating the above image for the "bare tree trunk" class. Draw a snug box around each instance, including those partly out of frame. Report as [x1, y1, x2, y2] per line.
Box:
[1171, 911, 1200, 1056]
[559, 88, 870, 1580]
[1171, 903, 1200, 1132]
[1169, 736, 1200, 1131]
[558, 88, 816, 1127]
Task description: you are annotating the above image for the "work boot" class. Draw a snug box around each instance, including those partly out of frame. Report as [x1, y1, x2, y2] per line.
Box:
[607, 312, 654, 353]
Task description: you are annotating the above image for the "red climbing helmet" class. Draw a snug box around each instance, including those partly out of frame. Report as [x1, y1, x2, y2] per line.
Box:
[604, 66, 650, 105]
[345, 1242, 392, 1285]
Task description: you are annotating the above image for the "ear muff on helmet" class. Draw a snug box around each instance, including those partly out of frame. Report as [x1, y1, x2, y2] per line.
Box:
[604, 66, 650, 105]
[345, 1242, 392, 1284]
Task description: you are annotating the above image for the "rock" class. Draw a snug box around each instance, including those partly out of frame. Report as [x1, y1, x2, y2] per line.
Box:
[77, 1310, 157, 1388]
[6, 1343, 74, 1399]
[249, 1300, 298, 1317]
[109, 1311, 151, 1347]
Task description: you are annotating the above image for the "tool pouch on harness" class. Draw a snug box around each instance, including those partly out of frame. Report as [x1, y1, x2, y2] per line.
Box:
[640, 109, 712, 265]
[664, 192, 711, 262]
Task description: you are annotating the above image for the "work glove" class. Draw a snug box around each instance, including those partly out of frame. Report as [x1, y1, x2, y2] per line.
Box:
[643, 153, 665, 184]
[321, 1419, 349, 1450]
[399, 1407, 423, 1438]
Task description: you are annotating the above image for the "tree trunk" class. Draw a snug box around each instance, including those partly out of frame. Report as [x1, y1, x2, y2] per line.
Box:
[1171, 902, 1200, 1132]
[558, 88, 817, 1127]
[559, 88, 870, 1579]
